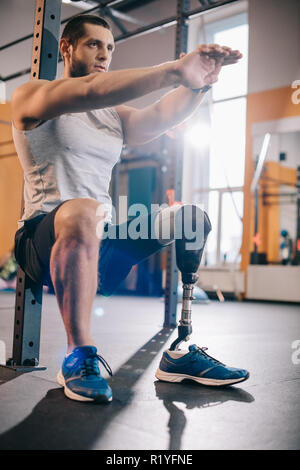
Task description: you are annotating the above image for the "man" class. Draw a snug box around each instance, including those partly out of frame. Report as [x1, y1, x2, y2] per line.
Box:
[12, 15, 248, 403]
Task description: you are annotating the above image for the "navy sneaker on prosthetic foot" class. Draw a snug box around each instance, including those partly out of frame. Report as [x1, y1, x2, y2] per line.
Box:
[155, 344, 249, 387]
[57, 346, 113, 403]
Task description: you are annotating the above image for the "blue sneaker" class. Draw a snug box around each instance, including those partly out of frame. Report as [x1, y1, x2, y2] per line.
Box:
[56, 346, 113, 403]
[155, 344, 249, 387]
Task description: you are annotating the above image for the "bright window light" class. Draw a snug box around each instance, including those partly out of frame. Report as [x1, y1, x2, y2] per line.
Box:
[184, 122, 212, 150]
[199, 13, 249, 266]
[212, 23, 249, 101]
[221, 192, 244, 263]
[209, 97, 247, 188]
[206, 191, 219, 265]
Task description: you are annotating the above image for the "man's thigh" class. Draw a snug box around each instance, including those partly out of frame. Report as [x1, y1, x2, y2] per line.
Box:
[14, 201, 70, 285]
[14, 203, 168, 293]
[14, 198, 102, 286]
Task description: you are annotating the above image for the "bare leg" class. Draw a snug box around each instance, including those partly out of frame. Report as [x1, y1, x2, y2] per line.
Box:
[49, 198, 105, 353]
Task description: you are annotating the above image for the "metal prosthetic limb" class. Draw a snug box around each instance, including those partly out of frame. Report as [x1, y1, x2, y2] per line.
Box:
[169, 206, 212, 351]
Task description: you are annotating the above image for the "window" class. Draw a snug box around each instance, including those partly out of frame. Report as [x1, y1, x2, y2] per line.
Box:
[190, 12, 248, 267]
[209, 97, 247, 189]
[212, 20, 249, 101]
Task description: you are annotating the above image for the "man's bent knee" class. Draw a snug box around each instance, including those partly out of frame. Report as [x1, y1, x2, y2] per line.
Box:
[54, 198, 105, 242]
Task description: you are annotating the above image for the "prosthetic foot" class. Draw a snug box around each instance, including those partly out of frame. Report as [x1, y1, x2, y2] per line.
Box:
[169, 205, 212, 351]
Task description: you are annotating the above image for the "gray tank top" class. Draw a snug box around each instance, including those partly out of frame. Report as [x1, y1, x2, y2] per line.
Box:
[12, 107, 123, 229]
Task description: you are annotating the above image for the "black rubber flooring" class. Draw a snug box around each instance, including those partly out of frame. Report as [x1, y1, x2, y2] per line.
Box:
[0, 292, 299, 450]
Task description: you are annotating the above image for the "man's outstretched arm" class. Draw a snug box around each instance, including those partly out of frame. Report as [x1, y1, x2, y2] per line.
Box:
[11, 61, 178, 128]
[11, 43, 239, 130]
[11, 43, 223, 129]
[116, 45, 242, 145]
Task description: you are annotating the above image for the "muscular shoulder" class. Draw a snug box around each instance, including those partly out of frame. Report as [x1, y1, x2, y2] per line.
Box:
[12, 80, 49, 106]
[11, 80, 49, 130]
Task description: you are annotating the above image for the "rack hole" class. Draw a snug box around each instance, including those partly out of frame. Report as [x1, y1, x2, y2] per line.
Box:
[31, 299, 36, 305]
[19, 277, 22, 282]
[50, 14, 55, 19]
[36, 33, 39, 38]
[34, 58, 37, 64]
[33, 72, 36, 77]
[35, 46, 38, 51]
[37, 20, 40, 25]
[48, 53, 52, 58]
[29, 342, 34, 347]
[16, 334, 19, 339]
[16, 320, 20, 325]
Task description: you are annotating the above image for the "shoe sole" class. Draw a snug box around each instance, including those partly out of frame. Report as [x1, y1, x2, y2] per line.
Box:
[56, 369, 113, 403]
[155, 368, 249, 386]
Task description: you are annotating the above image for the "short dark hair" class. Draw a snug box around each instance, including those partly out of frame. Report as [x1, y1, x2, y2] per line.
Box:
[61, 14, 112, 48]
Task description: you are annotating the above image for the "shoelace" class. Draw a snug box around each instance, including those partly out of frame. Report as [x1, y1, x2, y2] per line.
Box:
[81, 353, 113, 378]
[190, 346, 225, 366]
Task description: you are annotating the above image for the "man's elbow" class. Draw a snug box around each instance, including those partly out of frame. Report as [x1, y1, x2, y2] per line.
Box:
[122, 103, 165, 145]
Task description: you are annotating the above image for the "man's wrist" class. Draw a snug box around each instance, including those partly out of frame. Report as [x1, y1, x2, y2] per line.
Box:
[191, 84, 212, 94]
[165, 60, 183, 87]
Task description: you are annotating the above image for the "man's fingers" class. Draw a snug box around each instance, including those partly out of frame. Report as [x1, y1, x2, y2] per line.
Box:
[207, 43, 227, 53]
[197, 45, 210, 54]
[206, 52, 243, 66]
[224, 49, 243, 59]
[207, 44, 231, 56]
[205, 50, 241, 58]
[199, 44, 242, 61]
[222, 59, 240, 66]
[220, 46, 235, 55]
[222, 51, 243, 64]
[197, 43, 226, 55]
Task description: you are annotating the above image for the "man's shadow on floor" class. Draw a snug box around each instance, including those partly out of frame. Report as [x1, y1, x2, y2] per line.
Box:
[0, 328, 254, 450]
[155, 380, 254, 450]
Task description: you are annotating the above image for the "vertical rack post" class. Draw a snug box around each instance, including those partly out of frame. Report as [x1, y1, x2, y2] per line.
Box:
[164, 0, 190, 327]
[4, 0, 62, 371]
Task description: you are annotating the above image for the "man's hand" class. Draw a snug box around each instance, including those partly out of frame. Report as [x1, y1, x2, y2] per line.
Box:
[176, 44, 242, 89]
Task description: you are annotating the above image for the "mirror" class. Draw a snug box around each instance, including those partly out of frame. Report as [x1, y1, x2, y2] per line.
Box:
[252, 118, 300, 265]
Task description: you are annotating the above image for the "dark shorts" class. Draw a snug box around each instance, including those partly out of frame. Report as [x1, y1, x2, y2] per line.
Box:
[13, 201, 167, 297]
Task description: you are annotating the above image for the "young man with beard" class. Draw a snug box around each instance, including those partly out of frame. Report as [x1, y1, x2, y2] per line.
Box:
[11, 15, 248, 403]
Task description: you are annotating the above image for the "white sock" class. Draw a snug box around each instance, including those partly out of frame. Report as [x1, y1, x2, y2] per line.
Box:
[167, 349, 188, 359]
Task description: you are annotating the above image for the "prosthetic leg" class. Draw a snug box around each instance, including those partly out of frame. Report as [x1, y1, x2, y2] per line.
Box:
[169, 205, 212, 351]
[155, 205, 249, 385]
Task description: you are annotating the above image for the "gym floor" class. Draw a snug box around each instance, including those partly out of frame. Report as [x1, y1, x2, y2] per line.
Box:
[0, 291, 299, 450]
